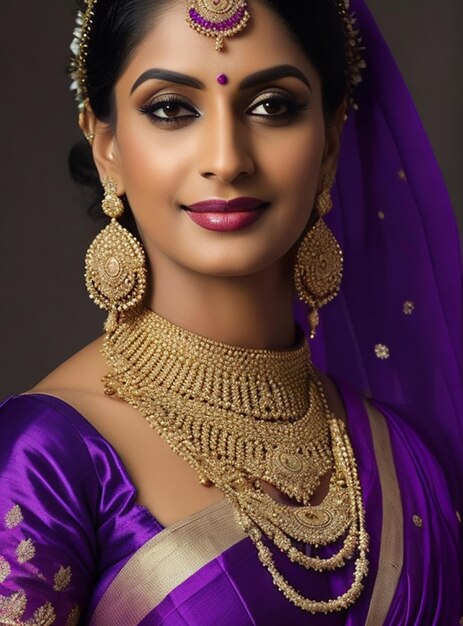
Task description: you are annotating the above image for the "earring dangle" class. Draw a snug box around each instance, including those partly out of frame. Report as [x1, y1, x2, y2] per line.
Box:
[294, 174, 343, 339]
[85, 177, 147, 333]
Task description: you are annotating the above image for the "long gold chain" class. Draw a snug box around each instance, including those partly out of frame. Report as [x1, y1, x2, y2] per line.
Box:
[102, 308, 369, 613]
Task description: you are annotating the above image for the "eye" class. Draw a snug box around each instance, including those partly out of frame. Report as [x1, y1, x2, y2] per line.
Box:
[152, 102, 195, 120]
[247, 93, 305, 119]
[139, 96, 200, 125]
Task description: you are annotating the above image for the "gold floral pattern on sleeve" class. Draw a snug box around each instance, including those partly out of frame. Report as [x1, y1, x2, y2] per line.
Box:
[27, 602, 56, 626]
[0, 590, 57, 626]
[0, 589, 27, 622]
[16, 539, 36, 564]
[0, 556, 11, 583]
[4, 504, 24, 530]
[0, 503, 80, 625]
[53, 566, 72, 592]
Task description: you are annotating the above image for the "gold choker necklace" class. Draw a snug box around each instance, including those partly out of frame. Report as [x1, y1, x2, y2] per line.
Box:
[102, 308, 369, 614]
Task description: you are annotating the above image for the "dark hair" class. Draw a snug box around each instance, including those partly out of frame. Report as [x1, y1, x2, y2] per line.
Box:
[69, 0, 349, 233]
[262, 1, 349, 117]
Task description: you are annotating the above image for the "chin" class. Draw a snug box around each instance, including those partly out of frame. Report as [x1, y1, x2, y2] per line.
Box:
[184, 246, 293, 279]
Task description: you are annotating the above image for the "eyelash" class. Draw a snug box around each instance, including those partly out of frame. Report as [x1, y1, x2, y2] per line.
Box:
[138, 95, 199, 126]
[247, 93, 307, 119]
[138, 93, 308, 127]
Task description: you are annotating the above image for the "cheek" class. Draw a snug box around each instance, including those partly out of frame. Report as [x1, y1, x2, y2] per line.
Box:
[284, 126, 324, 192]
[115, 125, 180, 214]
[262, 122, 325, 225]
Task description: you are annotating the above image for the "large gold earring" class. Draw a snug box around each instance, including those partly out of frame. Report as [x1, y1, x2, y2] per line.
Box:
[294, 174, 343, 339]
[85, 177, 147, 332]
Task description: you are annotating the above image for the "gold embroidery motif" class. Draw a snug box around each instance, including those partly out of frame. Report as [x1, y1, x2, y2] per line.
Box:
[65, 604, 81, 626]
[378, 211, 385, 220]
[27, 602, 56, 626]
[0, 556, 11, 584]
[0, 590, 57, 626]
[456, 511, 462, 524]
[375, 344, 390, 360]
[413, 514, 423, 528]
[53, 566, 72, 592]
[4, 504, 24, 530]
[398, 169, 407, 182]
[16, 539, 36, 564]
[0, 590, 27, 621]
[403, 301, 415, 315]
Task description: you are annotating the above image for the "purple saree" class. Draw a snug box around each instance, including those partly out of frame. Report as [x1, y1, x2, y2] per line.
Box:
[0, 388, 460, 625]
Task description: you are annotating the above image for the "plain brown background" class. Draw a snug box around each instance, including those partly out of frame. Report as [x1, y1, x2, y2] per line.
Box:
[1, 1, 462, 398]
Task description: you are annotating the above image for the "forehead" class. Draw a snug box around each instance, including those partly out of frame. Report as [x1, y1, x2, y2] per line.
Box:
[117, 1, 318, 90]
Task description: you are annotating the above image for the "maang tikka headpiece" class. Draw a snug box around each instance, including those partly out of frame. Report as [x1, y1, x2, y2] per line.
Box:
[186, 1, 251, 52]
[69, 0, 365, 130]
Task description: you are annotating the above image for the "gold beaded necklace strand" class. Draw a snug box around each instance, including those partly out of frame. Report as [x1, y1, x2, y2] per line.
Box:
[102, 308, 369, 613]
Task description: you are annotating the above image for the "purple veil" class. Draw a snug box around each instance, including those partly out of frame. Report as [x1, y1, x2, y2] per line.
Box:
[296, 0, 463, 506]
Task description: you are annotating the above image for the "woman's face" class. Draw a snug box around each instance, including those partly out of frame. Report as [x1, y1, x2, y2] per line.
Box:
[94, 0, 341, 279]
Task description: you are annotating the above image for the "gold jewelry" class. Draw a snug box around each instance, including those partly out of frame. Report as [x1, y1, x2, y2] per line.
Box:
[102, 308, 369, 614]
[85, 178, 147, 332]
[315, 173, 335, 217]
[70, 0, 97, 114]
[186, 1, 251, 51]
[294, 176, 343, 339]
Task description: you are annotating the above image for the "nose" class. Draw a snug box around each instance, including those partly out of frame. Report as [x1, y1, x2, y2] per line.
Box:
[198, 104, 255, 184]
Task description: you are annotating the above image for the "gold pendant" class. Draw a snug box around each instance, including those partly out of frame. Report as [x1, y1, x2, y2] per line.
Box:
[186, 1, 251, 51]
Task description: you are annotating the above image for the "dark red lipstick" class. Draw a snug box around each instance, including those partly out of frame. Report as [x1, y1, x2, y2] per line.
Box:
[184, 197, 268, 232]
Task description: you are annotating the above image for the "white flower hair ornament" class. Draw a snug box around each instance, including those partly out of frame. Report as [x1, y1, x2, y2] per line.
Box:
[69, 11, 85, 111]
[69, 0, 97, 143]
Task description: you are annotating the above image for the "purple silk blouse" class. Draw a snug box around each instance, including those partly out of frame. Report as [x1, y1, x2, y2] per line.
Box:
[0, 384, 461, 625]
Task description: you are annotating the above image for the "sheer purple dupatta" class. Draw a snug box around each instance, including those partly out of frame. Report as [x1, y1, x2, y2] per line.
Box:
[295, 0, 463, 505]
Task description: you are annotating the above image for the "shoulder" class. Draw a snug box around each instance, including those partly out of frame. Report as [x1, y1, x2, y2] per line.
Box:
[12, 333, 126, 445]
[29, 334, 107, 397]
[0, 333, 107, 442]
[0, 394, 100, 507]
[0, 335, 112, 513]
[0, 393, 95, 452]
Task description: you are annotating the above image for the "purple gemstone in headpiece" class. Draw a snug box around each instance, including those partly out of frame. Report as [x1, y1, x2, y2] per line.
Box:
[187, 1, 251, 51]
[189, 5, 248, 33]
[217, 74, 229, 86]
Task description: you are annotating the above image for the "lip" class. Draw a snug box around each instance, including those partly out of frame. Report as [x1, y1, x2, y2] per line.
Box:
[186, 197, 266, 213]
[185, 208, 267, 232]
[183, 197, 269, 232]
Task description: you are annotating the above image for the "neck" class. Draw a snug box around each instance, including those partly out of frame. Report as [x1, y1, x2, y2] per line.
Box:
[146, 256, 297, 350]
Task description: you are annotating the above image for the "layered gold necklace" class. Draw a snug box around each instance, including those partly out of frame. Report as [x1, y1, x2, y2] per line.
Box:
[102, 308, 369, 613]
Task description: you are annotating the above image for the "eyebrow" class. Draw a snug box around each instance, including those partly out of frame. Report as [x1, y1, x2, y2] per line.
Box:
[131, 69, 204, 94]
[239, 65, 312, 91]
[130, 64, 311, 94]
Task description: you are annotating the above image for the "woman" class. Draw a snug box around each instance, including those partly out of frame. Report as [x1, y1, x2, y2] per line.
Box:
[0, 0, 461, 624]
